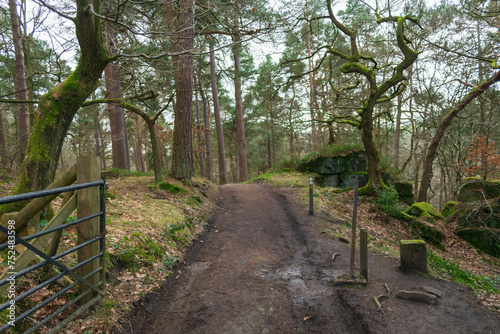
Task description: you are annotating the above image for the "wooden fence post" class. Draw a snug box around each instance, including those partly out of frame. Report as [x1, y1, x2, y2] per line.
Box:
[309, 177, 314, 215]
[77, 156, 101, 304]
[350, 179, 359, 277]
[360, 228, 368, 280]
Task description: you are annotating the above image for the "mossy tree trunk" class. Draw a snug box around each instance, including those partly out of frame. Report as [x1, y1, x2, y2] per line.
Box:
[325, 0, 419, 195]
[11, 0, 110, 202]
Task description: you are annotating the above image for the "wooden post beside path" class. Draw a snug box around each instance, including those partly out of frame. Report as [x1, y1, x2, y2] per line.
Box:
[360, 228, 368, 280]
[309, 177, 314, 215]
[77, 156, 101, 304]
[350, 179, 359, 277]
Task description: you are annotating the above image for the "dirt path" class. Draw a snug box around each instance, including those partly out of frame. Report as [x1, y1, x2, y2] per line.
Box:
[114, 184, 500, 334]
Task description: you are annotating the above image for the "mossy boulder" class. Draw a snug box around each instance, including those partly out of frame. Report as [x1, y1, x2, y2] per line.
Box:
[401, 213, 445, 250]
[299, 150, 367, 189]
[314, 174, 327, 187]
[394, 181, 414, 205]
[457, 228, 500, 258]
[457, 179, 500, 202]
[458, 204, 500, 229]
[406, 202, 444, 220]
[441, 201, 460, 218]
[158, 182, 188, 194]
[339, 172, 368, 188]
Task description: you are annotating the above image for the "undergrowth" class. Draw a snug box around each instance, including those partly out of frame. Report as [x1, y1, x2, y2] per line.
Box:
[103, 167, 154, 178]
[375, 187, 404, 218]
[427, 250, 499, 294]
[299, 143, 365, 165]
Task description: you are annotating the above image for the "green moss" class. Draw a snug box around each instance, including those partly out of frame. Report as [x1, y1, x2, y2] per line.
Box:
[406, 202, 444, 219]
[442, 201, 460, 218]
[394, 181, 414, 205]
[314, 175, 326, 187]
[401, 213, 445, 249]
[458, 179, 500, 202]
[400, 240, 426, 244]
[158, 182, 188, 194]
[457, 228, 500, 258]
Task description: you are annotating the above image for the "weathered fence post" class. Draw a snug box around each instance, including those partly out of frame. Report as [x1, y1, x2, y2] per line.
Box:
[350, 179, 359, 277]
[360, 228, 368, 280]
[309, 177, 314, 215]
[77, 156, 101, 304]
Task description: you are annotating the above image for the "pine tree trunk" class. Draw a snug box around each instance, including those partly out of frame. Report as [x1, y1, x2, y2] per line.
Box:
[105, 19, 130, 170]
[306, 15, 317, 150]
[199, 80, 212, 181]
[8, 0, 29, 168]
[195, 76, 206, 178]
[209, 37, 227, 184]
[166, 0, 195, 180]
[232, 17, 247, 182]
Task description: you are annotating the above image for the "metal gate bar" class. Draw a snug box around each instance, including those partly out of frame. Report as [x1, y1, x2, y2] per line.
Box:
[0, 180, 106, 333]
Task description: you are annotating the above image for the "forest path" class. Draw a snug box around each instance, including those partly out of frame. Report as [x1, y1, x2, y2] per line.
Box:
[114, 183, 500, 334]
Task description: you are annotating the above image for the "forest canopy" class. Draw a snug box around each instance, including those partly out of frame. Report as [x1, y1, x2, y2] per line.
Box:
[0, 0, 498, 208]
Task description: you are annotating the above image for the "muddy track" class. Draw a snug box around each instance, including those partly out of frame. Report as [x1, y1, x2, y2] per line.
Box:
[113, 184, 500, 334]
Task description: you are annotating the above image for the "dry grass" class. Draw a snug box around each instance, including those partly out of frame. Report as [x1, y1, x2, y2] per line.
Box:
[0, 174, 218, 333]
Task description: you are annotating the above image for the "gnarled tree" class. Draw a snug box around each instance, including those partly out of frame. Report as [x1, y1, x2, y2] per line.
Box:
[324, 0, 420, 195]
[10, 0, 112, 203]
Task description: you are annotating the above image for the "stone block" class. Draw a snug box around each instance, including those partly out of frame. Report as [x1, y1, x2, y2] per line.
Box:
[400, 240, 427, 273]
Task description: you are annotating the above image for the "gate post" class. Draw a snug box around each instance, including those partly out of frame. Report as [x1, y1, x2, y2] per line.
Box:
[77, 156, 101, 304]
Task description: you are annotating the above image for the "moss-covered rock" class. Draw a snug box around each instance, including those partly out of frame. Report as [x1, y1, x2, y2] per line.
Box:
[401, 213, 445, 250]
[457, 179, 500, 202]
[459, 204, 500, 229]
[299, 150, 366, 172]
[158, 182, 188, 194]
[339, 172, 369, 188]
[394, 181, 414, 205]
[314, 174, 326, 187]
[457, 228, 500, 258]
[441, 201, 460, 218]
[406, 202, 444, 219]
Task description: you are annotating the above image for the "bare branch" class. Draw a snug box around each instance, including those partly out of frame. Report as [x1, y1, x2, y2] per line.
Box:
[34, 0, 75, 21]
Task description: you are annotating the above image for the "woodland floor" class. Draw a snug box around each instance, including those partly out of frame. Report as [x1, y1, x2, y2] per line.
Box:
[112, 183, 500, 334]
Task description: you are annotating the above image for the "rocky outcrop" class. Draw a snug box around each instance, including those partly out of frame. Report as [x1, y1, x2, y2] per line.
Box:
[448, 179, 500, 258]
[300, 151, 368, 188]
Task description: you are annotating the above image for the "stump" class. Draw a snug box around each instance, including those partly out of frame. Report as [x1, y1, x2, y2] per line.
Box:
[400, 240, 427, 273]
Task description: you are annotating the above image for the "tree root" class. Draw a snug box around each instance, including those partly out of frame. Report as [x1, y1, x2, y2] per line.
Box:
[331, 253, 340, 262]
[374, 283, 391, 313]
